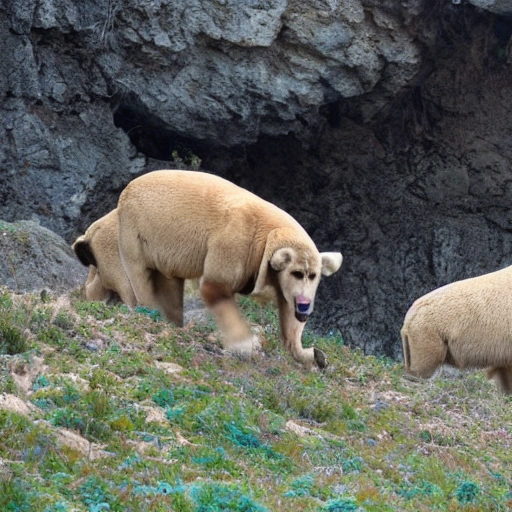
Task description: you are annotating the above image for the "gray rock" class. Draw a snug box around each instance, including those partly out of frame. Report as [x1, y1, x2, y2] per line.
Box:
[0, 0, 423, 240]
[0, 219, 87, 293]
[1, 0, 512, 359]
[468, 0, 512, 16]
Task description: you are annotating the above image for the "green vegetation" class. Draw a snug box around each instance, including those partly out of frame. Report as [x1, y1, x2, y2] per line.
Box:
[0, 285, 511, 511]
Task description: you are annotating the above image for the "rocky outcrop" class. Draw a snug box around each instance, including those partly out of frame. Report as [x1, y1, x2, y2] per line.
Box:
[1, 0, 512, 357]
[0, 0, 425, 238]
[469, 0, 512, 16]
[0, 219, 86, 293]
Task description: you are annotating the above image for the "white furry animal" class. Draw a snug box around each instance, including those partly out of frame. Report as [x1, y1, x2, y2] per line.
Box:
[401, 265, 512, 393]
[117, 170, 342, 368]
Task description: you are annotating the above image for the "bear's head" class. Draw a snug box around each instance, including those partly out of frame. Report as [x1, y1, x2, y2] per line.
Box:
[72, 236, 97, 267]
[270, 247, 342, 322]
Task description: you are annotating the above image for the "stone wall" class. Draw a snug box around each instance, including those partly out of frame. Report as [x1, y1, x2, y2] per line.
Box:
[1, 0, 512, 356]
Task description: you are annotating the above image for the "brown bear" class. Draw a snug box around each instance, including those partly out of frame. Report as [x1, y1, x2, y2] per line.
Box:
[72, 209, 136, 307]
[401, 265, 512, 394]
[117, 170, 342, 368]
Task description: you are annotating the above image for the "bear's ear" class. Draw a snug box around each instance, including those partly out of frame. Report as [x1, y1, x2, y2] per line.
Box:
[72, 237, 97, 267]
[320, 252, 343, 276]
[270, 248, 295, 271]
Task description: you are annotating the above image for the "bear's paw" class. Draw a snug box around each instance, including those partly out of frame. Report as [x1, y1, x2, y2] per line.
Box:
[313, 347, 328, 370]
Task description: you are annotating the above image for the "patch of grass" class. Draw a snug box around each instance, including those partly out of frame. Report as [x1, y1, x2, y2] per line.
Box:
[0, 477, 32, 511]
[0, 316, 27, 354]
[135, 306, 163, 321]
[323, 497, 361, 511]
[76, 475, 121, 510]
[190, 481, 269, 511]
[0, 293, 30, 355]
[0, 289, 512, 511]
[74, 299, 121, 320]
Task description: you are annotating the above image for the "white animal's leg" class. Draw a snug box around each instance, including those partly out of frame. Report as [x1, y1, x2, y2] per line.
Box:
[84, 267, 108, 301]
[276, 295, 327, 369]
[200, 280, 254, 357]
[151, 272, 184, 327]
[406, 327, 447, 379]
[487, 367, 512, 395]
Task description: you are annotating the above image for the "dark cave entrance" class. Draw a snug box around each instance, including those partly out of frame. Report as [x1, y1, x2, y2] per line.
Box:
[112, 92, 212, 165]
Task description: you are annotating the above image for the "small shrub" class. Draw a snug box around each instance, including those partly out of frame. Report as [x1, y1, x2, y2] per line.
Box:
[37, 325, 66, 347]
[88, 391, 112, 419]
[52, 311, 75, 330]
[61, 383, 81, 405]
[166, 405, 185, 421]
[78, 476, 118, 511]
[456, 481, 479, 504]
[0, 315, 27, 355]
[135, 306, 162, 322]
[341, 457, 364, 474]
[75, 300, 117, 320]
[398, 480, 443, 500]
[0, 290, 13, 309]
[29, 307, 52, 330]
[192, 447, 238, 474]
[284, 474, 315, 497]
[0, 374, 17, 394]
[32, 375, 51, 390]
[225, 423, 262, 449]
[224, 423, 283, 461]
[261, 378, 338, 423]
[89, 368, 117, 390]
[169, 492, 195, 512]
[0, 477, 31, 511]
[31, 397, 55, 410]
[152, 388, 175, 408]
[109, 415, 134, 432]
[323, 497, 361, 511]
[50, 408, 86, 432]
[190, 482, 269, 512]
[134, 481, 187, 496]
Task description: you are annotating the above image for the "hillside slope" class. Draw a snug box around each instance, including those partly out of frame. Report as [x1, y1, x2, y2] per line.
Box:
[1, 288, 511, 511]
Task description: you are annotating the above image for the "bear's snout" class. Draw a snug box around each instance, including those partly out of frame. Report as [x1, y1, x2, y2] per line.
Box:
[296, 302, 310, 314]
[295, 295, 312, 322]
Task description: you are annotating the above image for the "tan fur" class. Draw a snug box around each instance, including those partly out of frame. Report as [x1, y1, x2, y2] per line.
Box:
[401, 265, 512, 394]
[72, 209, 136, 307]
[117, 170, 342, 367]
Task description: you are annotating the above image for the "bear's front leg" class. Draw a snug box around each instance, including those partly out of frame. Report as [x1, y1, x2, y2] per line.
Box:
[277, 296, 327, 369]
[200, 280, 257, 358]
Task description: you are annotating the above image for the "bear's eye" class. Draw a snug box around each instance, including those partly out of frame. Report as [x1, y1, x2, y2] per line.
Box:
[291, 271, 304, 279]
[309, 273, 317, 280]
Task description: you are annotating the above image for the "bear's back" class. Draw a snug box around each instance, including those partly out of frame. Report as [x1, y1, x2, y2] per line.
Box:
[119, 170, 308, 237]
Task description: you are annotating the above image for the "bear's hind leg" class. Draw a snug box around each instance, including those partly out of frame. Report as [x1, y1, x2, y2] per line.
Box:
[200, 280, 254, 357]
[487, 367, 512, 394]
[151, 271, 184, 327]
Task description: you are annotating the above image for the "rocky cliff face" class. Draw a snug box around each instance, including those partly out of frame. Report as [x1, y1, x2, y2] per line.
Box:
[1, 0, 512, 357]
